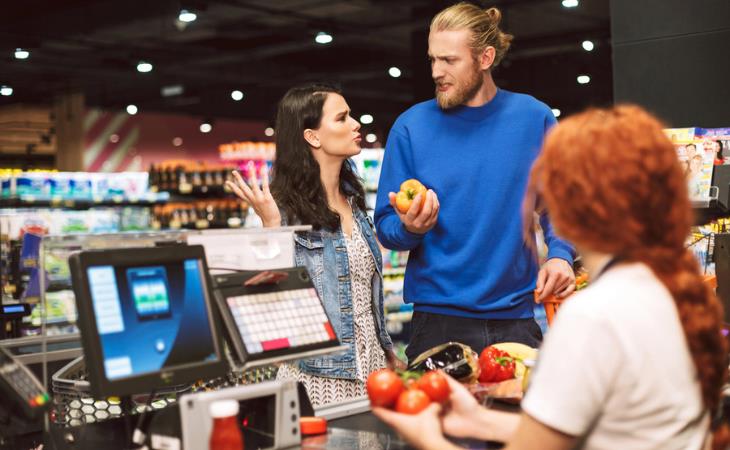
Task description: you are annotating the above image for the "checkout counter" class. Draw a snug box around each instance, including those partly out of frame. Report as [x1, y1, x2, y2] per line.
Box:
[0, 228, 502, 450]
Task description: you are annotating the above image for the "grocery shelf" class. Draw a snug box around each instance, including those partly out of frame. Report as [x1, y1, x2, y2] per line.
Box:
[693, 200, 729, 225]
[691, 187, 719, 208]
[691, 186, 729, 225]
[0, 193, 169, 209]
[165, 220, 245, 231]
[384, 267, 406, 276]
[158, 184, 232, 199]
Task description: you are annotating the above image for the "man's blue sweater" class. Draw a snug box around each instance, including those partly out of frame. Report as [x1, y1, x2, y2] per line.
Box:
[374, 89, 574, 319]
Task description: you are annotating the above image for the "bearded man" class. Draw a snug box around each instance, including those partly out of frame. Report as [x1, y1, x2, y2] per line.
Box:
[374, 2, 576, 362]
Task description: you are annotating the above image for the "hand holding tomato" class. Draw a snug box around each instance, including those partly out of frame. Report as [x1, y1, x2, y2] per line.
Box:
[371, 371, 489, 449]
[388, 179, 440, 235]
[437, 373, 485, 439]
[367, 369, 450, 413]
[372, 403, 448, 450]
[478, 347, 516, 383]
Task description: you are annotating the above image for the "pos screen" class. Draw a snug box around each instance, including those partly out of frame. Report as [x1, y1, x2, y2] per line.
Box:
[70, 245, 226, 397]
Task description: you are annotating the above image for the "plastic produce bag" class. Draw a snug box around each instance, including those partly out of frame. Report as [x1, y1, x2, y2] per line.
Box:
[407, 342, 480, 383]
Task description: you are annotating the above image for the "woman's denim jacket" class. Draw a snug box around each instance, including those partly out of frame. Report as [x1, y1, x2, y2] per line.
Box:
[284, 204, 393, 379]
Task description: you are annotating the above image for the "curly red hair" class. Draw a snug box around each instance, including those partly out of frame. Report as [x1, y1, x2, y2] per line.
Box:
[527, 105, 728, 447]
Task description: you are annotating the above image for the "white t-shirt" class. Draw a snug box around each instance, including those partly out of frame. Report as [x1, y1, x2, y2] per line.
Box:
[522, 262, 709, 450]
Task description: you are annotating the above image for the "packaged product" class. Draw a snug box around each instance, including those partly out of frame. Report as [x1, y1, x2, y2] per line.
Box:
[407, 342, 481, 383]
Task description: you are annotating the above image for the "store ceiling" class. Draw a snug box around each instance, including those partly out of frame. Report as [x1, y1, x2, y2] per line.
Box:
[0, 0, 611, 135]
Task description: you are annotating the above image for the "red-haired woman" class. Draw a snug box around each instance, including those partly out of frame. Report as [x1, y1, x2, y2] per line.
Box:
[374, 105, 729, 450]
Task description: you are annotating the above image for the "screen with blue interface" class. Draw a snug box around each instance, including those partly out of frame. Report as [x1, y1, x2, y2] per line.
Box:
[86, 259, 217, 380]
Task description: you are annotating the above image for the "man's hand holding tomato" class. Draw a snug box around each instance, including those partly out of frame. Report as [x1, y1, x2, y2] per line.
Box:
[388, 179, 440, 235]
[535, 258, 575, 302]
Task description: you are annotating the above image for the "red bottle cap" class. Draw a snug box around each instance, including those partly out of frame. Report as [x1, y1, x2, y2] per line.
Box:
[300, 416, 327, 435]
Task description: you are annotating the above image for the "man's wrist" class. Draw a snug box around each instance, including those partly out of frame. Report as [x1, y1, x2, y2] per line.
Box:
[403, 224, 426, 236]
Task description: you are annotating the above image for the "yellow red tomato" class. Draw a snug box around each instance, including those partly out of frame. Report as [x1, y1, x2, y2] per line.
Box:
[395, 179, 427, 214]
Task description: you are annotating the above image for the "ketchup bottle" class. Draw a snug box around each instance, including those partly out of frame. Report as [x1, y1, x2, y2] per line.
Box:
[209, 400, 243, 450]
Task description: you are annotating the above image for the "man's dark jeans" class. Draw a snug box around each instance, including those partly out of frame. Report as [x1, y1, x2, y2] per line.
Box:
[405, 310, 543, 364]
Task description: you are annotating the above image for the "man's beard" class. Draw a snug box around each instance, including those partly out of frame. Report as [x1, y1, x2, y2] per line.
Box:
[435, 64, 484, 110]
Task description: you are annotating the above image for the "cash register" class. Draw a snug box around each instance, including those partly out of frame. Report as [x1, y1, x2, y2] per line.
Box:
[69, 244, 227, 397]
[67, 244, 345, 449]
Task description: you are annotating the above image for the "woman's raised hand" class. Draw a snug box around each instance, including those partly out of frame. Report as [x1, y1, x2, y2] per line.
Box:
[226, 164, 281, 228]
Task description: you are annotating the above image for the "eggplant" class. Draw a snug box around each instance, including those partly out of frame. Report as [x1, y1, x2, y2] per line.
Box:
[407, 342, 481, 383]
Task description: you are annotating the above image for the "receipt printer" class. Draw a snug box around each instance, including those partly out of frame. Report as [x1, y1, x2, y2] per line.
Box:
[179, 379, 301, 450]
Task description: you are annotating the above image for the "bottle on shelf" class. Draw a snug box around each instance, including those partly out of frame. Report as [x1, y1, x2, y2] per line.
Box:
[203, 168, 214, 188]
[159, 166, 169, 191]
[149, 161, 237, 195]
[148, 164, 159, 192]
[170, 165, 181, 192]
[151, 199, 248, 230]
[209, 399, 244, 450]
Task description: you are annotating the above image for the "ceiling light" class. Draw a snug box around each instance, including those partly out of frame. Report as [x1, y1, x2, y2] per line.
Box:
[388, 67, 402, 78]
[582, 40, 595, 51]
[126, 104, 138, 115]
[360, 114, 374, 124]
[137, 61, 153, 73]
[161, 84, 184, 97]
[14, 48, 29, 60]
[577, 75, 591, 84]
[178, 9, 197, 23]
[315, 32, 333, 45]
[200, 121, 212, 133]
[172, 137, 183, 147]
[365, 133, 377, 143]
[562, 0, 579, 7]
[264, 127, 274, 137]
[231, 90, 244, 101]
[0, 86, 13, 96]
[551, 108, 561, 118]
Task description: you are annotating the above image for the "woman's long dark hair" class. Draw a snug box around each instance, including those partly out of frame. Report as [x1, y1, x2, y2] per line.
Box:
[271, 83, 366, 230]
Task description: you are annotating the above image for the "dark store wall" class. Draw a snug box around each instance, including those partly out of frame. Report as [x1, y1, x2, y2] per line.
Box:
[611, 0, 730, 128]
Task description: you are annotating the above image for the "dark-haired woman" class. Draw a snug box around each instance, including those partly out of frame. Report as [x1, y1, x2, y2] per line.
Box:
[373, 105, 729, 450]
[227, 83, 404, 407]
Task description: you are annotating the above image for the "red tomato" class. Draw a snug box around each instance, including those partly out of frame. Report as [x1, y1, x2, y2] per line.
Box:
[395, 388, 431, 415]
[416, 371, 450, 403]
[478, 347, 516, 383]
[366, 369, 404, 407]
